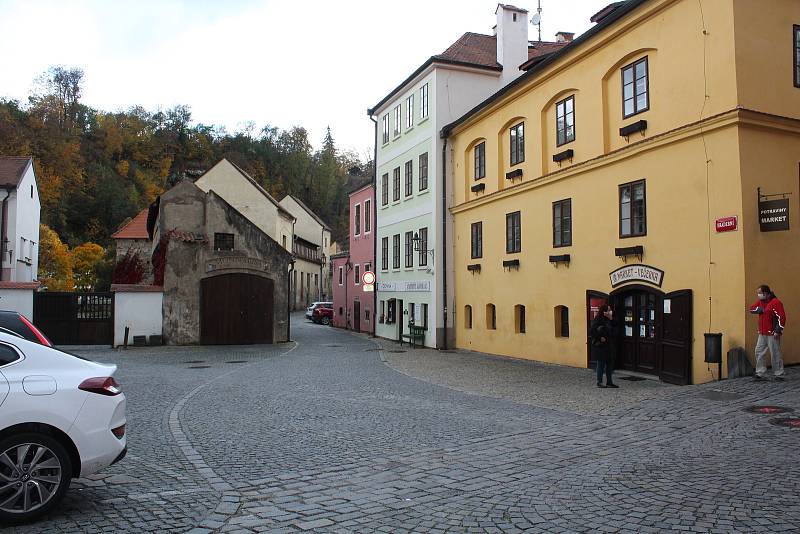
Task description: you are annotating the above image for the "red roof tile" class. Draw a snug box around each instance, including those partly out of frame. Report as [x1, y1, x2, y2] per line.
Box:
[435, 33, 502, 70]
[0, 157, 32, 188]
[520, 41, 570, 70]
[112, 208, 150, 240]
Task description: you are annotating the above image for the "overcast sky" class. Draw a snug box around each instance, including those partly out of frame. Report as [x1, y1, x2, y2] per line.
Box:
[0, 0, 612, 156]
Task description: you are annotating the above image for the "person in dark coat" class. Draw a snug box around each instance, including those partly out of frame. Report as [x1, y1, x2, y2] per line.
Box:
[590, 304, 618, 388]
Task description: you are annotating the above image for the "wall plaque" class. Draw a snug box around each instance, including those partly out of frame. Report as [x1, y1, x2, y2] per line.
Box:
[206, 256, 269, 273]
[610, 264, 664, 288]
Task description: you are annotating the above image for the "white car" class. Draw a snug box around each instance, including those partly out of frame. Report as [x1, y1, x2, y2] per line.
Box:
[0, 332, 126, 524]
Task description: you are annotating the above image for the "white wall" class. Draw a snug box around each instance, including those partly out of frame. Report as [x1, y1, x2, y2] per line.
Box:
[6, 164, 40, 282]
[279, 196, 326, 246]
[114, 291, 163, 347]
[0, 289, 33, 318]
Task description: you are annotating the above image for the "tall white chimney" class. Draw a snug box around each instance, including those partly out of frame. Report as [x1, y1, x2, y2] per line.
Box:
[495, 4, 529, 86]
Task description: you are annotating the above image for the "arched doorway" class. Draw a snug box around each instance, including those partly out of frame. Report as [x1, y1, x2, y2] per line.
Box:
[588, 285, 692, 385]
[201, 273, 274, 345]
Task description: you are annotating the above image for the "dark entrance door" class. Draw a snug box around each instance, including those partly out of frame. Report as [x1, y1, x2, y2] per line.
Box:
[397, 299, 404, 342]
[353, 300, 361, 333]
[201, 273, 274, 345]
[34, 292, 114, 345]
[611, 286, 692, 384]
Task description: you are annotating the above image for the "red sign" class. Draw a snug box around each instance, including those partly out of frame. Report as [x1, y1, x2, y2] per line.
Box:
[715, 216, 738, 232]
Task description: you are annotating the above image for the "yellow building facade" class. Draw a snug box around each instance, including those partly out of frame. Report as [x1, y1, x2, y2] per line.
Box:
[445, 0, 800, 384]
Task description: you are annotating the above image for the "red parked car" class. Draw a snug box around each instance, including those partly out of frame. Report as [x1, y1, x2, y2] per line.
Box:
[310, 302, 333, 325]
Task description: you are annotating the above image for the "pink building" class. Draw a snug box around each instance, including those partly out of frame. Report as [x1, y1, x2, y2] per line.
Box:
[332, 183, 375, 333]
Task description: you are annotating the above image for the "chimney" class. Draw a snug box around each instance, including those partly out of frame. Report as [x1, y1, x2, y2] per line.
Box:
[495, 4, 530, 85]
[555, 31, 575, 43]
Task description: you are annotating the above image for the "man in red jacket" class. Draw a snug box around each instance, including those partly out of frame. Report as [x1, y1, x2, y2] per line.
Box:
[749, 284, 786, 381]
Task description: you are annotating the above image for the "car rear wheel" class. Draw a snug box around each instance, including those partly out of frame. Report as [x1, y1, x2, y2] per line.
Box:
[321, 316, 331, 326]
[0, 433, 72, 524]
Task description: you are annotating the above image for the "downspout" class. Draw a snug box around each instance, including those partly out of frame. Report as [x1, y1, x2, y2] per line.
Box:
[369, 114, 378, 336]
[319, 227, 324, 302]
[440, 136, 448, 350]
[287, 259, 295, 341]
[291, 219, 296, 311]
[0, 189, 8, 282]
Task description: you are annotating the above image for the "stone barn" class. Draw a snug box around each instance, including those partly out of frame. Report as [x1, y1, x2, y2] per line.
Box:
[149, 179, 292, 345]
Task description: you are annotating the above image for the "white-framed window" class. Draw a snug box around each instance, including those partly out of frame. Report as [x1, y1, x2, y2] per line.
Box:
[354, 264, 361, 285]
[364, 200, 371, 233]
[420, 83, 429, 119]
[406, 94, 414, 129]
[354, 203, 361, 236]
[338, 266, 343, 285]
[382, 114, 389, 144]
[393, 105, 401, 136]
[365, 262, 371, 274]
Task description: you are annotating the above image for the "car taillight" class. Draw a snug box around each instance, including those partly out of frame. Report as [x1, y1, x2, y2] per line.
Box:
[111, 424, 125, 439]
[19, 315, 53, 347]
[79, 377, 122, 396]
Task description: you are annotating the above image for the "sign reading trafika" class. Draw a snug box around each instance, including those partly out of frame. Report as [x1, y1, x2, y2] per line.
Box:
[610, 264, 665, 288]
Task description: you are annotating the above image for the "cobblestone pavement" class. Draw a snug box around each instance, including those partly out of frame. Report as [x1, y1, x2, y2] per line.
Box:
[11, 315, 800, 533]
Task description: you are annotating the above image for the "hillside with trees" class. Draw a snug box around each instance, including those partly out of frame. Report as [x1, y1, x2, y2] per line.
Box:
[0, 66, 370, 290]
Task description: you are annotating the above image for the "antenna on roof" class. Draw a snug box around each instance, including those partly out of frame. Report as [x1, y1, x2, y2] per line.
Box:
[530, 0, 542, 42]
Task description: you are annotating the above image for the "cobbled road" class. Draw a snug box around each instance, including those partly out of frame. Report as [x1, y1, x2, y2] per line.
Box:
[11, 314, 800, 533]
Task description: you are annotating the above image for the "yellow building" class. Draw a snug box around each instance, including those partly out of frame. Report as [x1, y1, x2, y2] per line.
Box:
[443, 0, 800, 384]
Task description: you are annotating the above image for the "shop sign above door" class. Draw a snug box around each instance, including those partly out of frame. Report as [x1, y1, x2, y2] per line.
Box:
[610, 264, 664, 288]
[377, 280, 431, 292]
[758, 199, 789, 232]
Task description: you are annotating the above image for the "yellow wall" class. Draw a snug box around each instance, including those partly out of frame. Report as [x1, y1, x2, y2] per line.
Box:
[448, 0, 800, 384]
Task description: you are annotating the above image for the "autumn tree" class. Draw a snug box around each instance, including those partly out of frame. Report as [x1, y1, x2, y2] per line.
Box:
[71, 243, 106, 291]
[38, 224, 74, 290]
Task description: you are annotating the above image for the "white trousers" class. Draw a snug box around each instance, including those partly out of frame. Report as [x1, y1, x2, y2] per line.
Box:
[755, 334, 784, 377]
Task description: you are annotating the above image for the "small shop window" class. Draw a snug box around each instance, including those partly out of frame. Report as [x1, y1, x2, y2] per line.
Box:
[555, 305, 569, 338]
[379, 301, 385, 323]
[465, 305, 473, 329]
[486, 303, 496, 330]
[214, 233, 234, 251]
[421, 303, 428, 330]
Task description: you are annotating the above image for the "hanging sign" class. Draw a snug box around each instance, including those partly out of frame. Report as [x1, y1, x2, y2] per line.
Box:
[759, 199, 789, 232]
[609, 264, 664, 288]
[715, 216, 738, 233]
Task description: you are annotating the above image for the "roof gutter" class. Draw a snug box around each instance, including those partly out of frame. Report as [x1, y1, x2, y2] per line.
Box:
[440, 0, 650, 138]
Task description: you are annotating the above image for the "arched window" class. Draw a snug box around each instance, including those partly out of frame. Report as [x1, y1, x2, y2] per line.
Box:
[464, 305, 473, 329]
[515, 305, 526, 334]
[486, 304, 496, 330]
[554, 305, 569, 338]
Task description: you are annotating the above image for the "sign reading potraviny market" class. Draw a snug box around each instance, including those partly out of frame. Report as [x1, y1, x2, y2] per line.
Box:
[376, 280, 431, 292]
[610, 264, 665, 288]
[758, 199, 790, 232]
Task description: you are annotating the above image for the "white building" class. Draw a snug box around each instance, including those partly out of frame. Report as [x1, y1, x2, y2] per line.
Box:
[368, 4, 567, 348]
[278, 195, 333, 309]
[0, 157, 41, 283]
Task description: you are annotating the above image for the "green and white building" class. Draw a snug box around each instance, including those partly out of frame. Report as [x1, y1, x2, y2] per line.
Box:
[368, 4, 566, 348]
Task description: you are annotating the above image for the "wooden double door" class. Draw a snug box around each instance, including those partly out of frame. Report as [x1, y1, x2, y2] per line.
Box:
[589, 286, 692, 385]
[201, 273, 274, 345]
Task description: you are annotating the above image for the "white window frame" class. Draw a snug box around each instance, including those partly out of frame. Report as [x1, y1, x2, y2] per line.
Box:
[405, 94, 414, 129]
[364, 199, 371, 233]
[382, 114, 390, 144]
[420, 83, 429, 119]
[354, 264, 361, 285]
[354, 203, 361, 236]
[393, 105, 401, 136]
[338, 266, 343, 285]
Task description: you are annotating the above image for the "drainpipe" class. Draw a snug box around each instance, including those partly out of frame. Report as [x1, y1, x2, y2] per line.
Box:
[287, 259, 295, 341]
[439, 137, 449, 350]
[291, 219, 296, 311]
[0, 189, 8, 281]
[319, 227, 324, 301]
[369, 114, 378, 336]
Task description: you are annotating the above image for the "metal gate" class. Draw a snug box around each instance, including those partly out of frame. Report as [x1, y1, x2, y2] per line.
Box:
[33, 292, 114, 346]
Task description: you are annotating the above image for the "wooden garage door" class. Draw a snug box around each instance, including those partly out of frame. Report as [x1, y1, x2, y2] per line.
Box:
[201, 274, 274, 345]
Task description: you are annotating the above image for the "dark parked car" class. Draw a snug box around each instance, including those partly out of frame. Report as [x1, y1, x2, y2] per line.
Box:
[0, 310, 53, 346]
[311, 303, 333, 325]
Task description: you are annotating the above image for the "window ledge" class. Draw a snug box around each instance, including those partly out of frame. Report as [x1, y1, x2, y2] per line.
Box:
[419, 116, 430, 124]
[417, 189, 430, 196]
